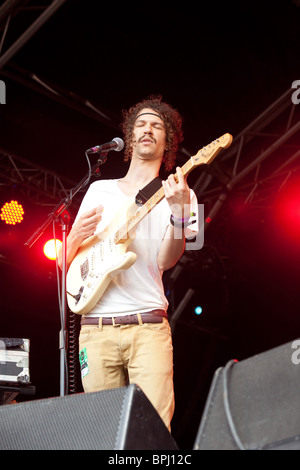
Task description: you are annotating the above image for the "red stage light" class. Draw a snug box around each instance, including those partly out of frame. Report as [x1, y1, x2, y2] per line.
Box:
[0, 200, 25, 225]
[43, 239, 62, 260]
[274, 179, 300, 240]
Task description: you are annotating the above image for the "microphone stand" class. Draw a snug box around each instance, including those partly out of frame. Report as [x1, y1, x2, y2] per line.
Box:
[25, 152, 108, 397]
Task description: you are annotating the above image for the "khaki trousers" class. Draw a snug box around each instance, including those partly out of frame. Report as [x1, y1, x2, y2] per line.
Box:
[78, 317, 175, 431]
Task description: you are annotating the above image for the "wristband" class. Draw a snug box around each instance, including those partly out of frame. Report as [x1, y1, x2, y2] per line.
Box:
[170, 212, 195, 228]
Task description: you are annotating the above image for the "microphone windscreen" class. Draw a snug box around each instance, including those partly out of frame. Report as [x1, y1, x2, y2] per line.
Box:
[112, 137, 125, 151]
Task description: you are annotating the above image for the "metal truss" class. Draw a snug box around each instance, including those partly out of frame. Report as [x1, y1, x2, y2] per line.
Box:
[193, 87, 300, 227]
[169, 86, 300, 321]
[1, 62, 121, 129]
[0, 0, 67, 69]
[0, 0, 120, 129]
[0, 147, 79, 208]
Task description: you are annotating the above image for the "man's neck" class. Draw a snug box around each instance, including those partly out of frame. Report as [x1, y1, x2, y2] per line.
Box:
[121, 159, 160, 187]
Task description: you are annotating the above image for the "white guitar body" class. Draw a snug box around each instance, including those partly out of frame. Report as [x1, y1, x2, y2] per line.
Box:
[67, 199, 138, 315]
[66, 133, 233, 315]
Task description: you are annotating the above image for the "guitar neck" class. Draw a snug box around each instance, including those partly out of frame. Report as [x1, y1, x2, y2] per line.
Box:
[113, 159, 194, 244]
[113, 133, 233, 244]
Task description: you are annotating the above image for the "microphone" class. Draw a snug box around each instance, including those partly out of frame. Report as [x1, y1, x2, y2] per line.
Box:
[86, 137, 124, 154]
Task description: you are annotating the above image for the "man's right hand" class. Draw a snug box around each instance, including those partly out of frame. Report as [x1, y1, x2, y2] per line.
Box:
[57, 205, 103, 269]
[71, 205, 104, 244]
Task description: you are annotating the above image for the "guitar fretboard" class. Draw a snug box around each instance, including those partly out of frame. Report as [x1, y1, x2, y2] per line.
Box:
[113, 157, 195, 244]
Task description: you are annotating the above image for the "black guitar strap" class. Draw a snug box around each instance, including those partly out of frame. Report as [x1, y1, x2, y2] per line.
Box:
[135, 177, 162, 206]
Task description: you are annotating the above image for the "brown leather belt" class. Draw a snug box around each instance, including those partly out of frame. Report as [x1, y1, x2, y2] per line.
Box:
[80, 309, 167, 326]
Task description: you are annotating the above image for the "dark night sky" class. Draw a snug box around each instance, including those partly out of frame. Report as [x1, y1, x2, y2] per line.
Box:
[1, 0, 300, 449]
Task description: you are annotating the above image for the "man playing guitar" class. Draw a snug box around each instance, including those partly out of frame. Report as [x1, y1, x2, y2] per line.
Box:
[60, 96, 199, 432]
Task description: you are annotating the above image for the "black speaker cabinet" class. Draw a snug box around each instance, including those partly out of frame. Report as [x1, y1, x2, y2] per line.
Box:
[0, 384, 178, 450]
[194, 339, 300, 450]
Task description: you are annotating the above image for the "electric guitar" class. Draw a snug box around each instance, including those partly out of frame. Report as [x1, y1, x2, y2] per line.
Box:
[67, 133, 233, 314]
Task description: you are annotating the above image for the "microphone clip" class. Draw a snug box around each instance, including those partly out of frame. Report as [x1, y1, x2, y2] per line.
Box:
[96, 151, 108, 164]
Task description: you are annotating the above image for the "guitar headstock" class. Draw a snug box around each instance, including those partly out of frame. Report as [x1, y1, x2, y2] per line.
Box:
[192, 133, 233, 166]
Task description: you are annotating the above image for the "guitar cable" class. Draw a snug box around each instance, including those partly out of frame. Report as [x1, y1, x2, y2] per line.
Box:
[68, 311, 80, 394]
[53, 220, 79, 395]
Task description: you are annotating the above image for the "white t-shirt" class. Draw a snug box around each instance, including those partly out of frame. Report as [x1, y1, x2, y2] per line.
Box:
[73, 179, 198, 317]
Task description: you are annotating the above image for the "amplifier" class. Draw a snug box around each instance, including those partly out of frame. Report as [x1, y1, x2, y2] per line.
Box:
[0, 338, 30, 383]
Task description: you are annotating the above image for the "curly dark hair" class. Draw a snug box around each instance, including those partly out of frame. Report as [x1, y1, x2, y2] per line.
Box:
[121, 96, 183, 172]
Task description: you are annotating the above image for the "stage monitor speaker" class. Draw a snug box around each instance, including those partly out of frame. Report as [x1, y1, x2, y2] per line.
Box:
[194, 339, 300, 450]
[0, 384, 178, 450]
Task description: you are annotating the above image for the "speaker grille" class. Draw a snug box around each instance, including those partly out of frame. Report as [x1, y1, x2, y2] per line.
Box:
[194, 340, 300, 450]
[0, 385, 178, 450]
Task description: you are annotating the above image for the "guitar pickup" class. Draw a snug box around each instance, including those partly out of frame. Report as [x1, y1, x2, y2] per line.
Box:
[80, 259, 89, 281]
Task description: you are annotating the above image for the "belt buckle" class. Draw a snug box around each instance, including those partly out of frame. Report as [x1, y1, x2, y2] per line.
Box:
[112, 316, 127, 326]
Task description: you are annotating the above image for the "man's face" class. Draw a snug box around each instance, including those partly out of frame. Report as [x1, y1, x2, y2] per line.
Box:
[131, 108, 166, 165]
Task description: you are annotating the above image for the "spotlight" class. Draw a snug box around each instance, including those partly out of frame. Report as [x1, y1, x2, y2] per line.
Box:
[43, 239, 62, 260]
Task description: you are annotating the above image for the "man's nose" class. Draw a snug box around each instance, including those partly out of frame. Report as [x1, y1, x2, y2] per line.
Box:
[143, 122, 153, 133]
